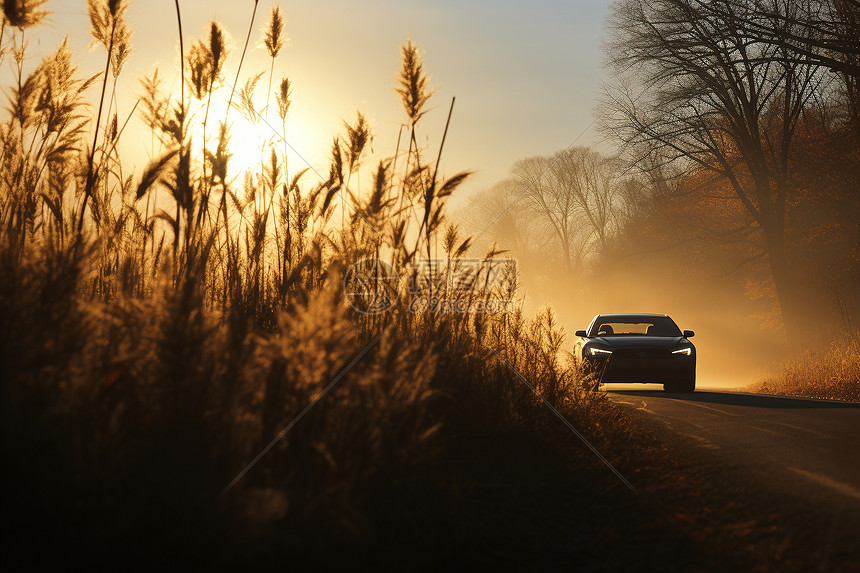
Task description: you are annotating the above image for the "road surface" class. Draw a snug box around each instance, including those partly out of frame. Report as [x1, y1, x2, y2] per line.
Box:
[609, 390, 860, 507]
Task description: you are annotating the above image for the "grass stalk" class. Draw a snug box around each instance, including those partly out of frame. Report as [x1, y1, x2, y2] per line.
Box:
[225, 0, 259, 120]
[78, 19, 116, 242]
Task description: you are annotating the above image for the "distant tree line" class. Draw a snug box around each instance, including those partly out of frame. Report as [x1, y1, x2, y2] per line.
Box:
[466, 0, 860, 341]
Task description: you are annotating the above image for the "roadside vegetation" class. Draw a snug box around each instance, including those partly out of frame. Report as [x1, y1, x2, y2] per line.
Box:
[751, 336, 860, 402]
[0, 1, 635, 567]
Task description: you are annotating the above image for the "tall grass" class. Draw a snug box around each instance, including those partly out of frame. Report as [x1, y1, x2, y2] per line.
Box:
[0, 2, 617, 565]
[750, 336, 860, 402]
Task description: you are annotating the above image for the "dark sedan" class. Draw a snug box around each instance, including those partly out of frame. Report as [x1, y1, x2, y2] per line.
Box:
[574, 314, 696, 392]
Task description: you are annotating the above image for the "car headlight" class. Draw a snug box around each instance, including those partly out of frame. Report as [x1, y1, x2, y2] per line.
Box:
[588, 347, 613, 356]
[672, 347, 692, 356]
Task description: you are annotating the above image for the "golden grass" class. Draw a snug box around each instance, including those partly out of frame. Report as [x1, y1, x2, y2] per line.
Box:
[750, 337, 860, 402]
[0, 4, 631, 566]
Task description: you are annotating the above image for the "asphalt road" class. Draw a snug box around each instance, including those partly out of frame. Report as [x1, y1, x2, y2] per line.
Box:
[608, 390, 860, 508]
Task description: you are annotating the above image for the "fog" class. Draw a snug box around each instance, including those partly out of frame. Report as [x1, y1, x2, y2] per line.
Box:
[453, 156, 813, 391]
[516, 255, 787, 390]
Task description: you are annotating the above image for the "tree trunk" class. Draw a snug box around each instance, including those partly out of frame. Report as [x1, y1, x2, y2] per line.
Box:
[764, 228, 806, 342]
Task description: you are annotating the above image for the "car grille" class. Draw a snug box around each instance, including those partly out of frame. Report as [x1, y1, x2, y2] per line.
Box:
[612, 348, 670, 360]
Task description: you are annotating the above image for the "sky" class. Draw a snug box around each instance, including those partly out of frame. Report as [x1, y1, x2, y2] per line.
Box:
[20, 0, 612, 203]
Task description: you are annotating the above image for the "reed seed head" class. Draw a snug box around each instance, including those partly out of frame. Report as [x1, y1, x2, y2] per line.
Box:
[186, 22, 228, 100]
[344, 111, 372, 171]
[87, 0, 131, 58]
[3, 0, 48, 29]
[276, 76, 293, 120]
[262, 6, 286, 59]
[186, 40, 212, 100]
[208, 21, 227, 81]
[396, 39, 435, 124]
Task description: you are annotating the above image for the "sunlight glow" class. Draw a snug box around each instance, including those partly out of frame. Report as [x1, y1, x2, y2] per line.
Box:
[184, 106, 318, 189]
[221, 116, 271, 182]
[184, 98, 327, 190]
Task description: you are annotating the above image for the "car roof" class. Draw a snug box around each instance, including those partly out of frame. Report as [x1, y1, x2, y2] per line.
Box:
[595, 313, 669, 319]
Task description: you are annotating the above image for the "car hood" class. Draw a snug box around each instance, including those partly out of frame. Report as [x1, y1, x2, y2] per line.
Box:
[589, 336, 689, 349]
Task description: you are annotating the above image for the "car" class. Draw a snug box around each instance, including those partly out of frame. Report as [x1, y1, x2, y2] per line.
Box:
[574, 313, 696, 392]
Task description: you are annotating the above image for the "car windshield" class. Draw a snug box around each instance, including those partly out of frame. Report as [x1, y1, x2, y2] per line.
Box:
[589, 316, 682, 337]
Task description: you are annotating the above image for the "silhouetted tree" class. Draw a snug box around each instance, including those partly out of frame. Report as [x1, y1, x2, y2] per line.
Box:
[513, 155, 593, 273]
[460, 147, 624, 277]
[550, 147, 620, 253]
[733, 0, 860, 127]
[603, 0, 828, 337]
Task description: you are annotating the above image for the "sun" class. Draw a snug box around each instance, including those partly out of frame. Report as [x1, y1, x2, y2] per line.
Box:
[185, 113, 269, 184]
[188, 106, 324, 189]
[222, 115, 271, 180]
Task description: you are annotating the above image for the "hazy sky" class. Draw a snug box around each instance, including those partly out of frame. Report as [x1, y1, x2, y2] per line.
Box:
[23, 0, 611, 201]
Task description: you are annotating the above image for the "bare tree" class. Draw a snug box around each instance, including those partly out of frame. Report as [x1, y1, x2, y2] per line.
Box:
[513, 154, 602, 274]
[603, 0, 828, 337]
[722, 0, 860, 77]
[550, 147, 621, 252]
[460, 147, 628, 277]
[458, 177, 549, 259]
[716, 0, 860, 128]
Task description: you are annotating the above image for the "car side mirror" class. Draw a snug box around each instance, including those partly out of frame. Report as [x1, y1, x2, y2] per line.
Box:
[683, 330, 695, 338]
[575, 330, 588, 338]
